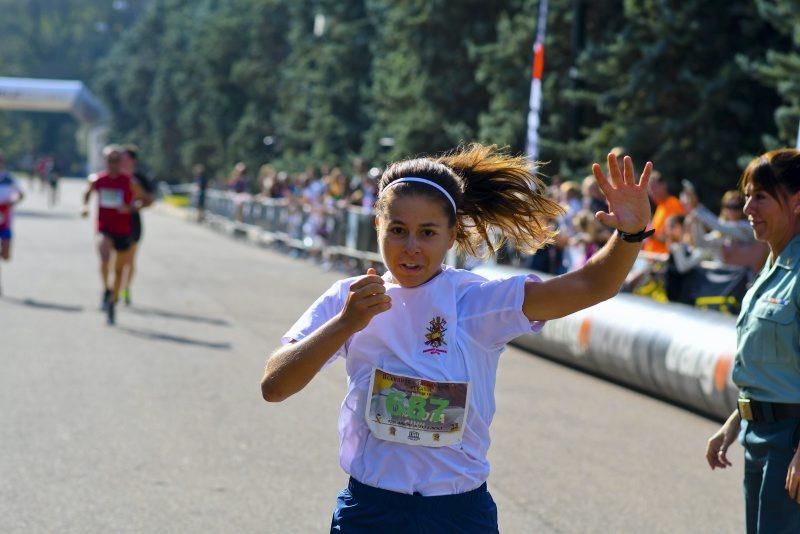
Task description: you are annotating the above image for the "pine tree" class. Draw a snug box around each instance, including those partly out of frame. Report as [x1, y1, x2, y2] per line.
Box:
[363, 0, 505, 163]
[568, 0, 781, 199]
[224, 0, 290, 173]
[745, 0, 800, 149]
[271, 0, 372, 171]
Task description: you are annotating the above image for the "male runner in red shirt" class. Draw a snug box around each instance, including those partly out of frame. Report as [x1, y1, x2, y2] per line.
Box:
[81, 145, 145, 325]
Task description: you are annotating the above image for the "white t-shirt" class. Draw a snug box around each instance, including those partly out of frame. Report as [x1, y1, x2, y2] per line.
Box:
[282, 266, 543, 496]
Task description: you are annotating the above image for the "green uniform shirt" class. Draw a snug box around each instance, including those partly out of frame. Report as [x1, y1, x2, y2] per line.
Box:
[732, 234, 800, 402]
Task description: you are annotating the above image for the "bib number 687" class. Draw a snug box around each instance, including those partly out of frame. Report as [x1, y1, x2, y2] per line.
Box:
[385, 391, 449, 422]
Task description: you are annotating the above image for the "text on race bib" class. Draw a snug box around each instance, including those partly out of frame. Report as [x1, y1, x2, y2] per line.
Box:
[365, 367, 470, 448]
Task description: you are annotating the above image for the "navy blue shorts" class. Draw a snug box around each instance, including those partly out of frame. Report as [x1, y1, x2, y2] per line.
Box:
[331, 477, 498, 533]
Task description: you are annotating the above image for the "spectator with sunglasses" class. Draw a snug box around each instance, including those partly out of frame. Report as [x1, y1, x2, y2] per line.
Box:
[681, 187, 764, 269]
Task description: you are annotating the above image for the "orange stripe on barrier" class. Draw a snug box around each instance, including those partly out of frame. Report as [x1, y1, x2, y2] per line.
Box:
[578, 317, 592, 351]
[714, 353, 733, 392]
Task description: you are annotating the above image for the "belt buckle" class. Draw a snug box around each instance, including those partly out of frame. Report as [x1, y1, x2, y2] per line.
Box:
[738, 398, 754, 421]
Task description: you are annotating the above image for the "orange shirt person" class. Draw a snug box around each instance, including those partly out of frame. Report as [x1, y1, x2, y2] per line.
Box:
[643, 171, 684, 254]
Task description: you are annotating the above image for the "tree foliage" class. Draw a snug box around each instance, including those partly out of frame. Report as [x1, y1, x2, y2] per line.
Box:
[363, 0, 505, 164]
[564, 0, 783, 200]
[1, 0, 798, 201]
[272, 0, 370, 170]
[744, 0, 800, 150]
[0, 0, 142, 172]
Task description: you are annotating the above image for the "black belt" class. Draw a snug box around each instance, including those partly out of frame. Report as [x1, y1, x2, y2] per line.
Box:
[738, 398, 800, 422]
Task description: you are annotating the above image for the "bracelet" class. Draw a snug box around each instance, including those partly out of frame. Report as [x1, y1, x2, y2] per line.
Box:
[617, 228, 655, 243]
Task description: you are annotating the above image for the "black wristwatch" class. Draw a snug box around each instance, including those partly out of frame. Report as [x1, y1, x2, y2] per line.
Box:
[617, 228, 655, 243]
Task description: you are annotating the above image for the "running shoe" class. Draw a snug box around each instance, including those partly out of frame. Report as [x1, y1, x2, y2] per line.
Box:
[122, 288, 131, 306]
[101, 288, 112, 310]
[106, 301, 115, 325]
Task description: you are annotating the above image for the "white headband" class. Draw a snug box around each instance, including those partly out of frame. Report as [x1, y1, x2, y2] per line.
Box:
[380, 177, 457, 214]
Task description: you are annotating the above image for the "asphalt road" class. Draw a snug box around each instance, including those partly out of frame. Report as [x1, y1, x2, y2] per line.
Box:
[0, 179, 743, 533]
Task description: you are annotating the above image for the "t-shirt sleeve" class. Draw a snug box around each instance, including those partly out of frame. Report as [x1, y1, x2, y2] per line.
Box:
[459, 273, 545, 352]
[281, 279, 350, 365]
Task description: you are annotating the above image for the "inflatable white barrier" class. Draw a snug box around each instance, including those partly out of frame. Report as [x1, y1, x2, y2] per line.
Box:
[474, 265, 738, 420]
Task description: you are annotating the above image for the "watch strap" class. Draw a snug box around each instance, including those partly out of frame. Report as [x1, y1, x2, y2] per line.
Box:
[617, 228, 655, 243]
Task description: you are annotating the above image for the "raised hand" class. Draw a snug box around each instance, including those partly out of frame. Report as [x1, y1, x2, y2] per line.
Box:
[591, 153, 653, 234]
[339, 267, 392, 333]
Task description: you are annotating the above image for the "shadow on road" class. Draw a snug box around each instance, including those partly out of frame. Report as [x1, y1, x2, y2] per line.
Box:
[1, 296, 84, 313]
[126, 305, 230, 326]
[15, 209, 79, 220]
[117, 326, 232, 350]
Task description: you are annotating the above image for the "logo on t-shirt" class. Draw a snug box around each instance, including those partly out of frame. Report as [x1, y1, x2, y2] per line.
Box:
[423, 316, 448, 355]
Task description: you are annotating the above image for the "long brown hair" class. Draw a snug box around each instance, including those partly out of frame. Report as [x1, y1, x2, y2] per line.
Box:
[376, 143, 564, 257]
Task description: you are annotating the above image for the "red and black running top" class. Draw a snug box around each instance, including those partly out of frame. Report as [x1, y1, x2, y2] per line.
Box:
[93, 172, 134, 236]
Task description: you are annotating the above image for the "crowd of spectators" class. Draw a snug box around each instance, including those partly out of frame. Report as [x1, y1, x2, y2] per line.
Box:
[199, 153, 763, 313]
[518, 158, 765, 313]
[194, 158, 380, 262]
[210, 158, 379, 215]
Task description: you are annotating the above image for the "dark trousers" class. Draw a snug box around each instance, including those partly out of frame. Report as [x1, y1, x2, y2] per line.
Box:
[331, 477, 498, 533]
[741, 418, 800, 533]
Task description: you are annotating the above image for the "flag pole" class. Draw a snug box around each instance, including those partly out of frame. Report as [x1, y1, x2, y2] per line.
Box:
[525, 0, 549, 164]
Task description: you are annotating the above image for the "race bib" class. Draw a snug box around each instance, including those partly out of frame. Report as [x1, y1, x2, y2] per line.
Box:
[99, 189, 124, 208]
[365, 368, 470, 448]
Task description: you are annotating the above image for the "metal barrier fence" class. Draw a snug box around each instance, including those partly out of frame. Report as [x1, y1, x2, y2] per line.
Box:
[199, 189, 383, 265]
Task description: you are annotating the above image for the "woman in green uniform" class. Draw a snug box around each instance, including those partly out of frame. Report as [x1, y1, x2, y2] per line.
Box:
[706, 148, 800, 533]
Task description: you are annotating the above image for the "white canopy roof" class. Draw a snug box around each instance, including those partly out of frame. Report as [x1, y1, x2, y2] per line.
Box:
[0, 76, 108, 124]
